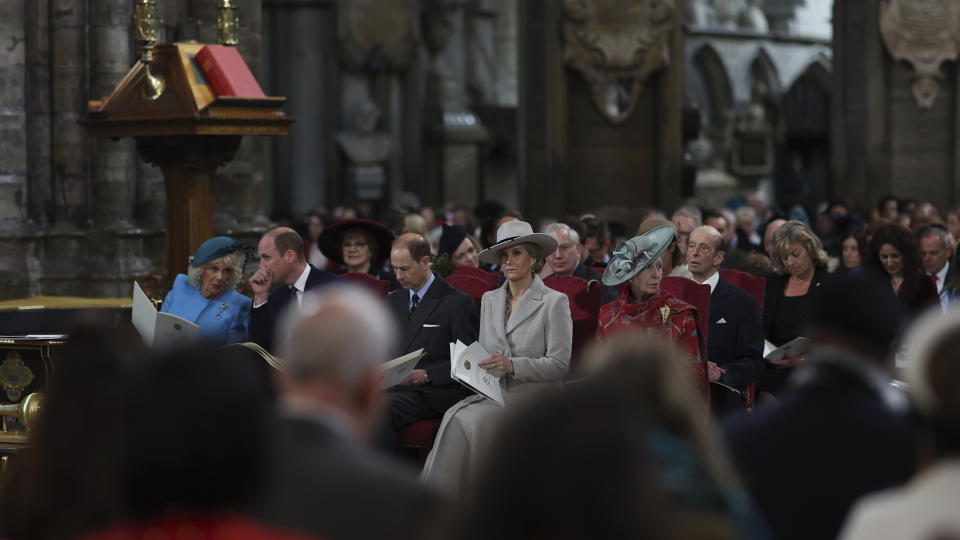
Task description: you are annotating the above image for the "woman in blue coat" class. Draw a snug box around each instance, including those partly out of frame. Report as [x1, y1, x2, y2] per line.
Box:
[160, 236, 252, 345]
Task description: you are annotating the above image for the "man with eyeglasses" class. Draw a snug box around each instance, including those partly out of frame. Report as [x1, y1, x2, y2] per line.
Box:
[379, 233, 479, 451]
[543, 223, 618, 304]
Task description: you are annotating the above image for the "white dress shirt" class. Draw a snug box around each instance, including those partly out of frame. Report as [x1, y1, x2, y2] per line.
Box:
[291, 264, 311, 307]
[702, 270, 721, 293]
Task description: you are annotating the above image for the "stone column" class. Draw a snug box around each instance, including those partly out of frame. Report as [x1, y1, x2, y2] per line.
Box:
[0, 0, 30, 299]
[0, 0, 28, 227]
[50, 0, 89, 227]
[90, 0, 135, 229]
[25, 0, 51, 227]
[422, 0, 488, 209]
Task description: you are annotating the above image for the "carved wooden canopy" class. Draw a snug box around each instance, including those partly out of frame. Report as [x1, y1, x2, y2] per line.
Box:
[880, 0, 960, 109]
[562, 0, 676, 123]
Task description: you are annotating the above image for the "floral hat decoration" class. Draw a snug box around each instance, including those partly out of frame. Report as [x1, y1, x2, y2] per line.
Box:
[601, 223, 676, 287]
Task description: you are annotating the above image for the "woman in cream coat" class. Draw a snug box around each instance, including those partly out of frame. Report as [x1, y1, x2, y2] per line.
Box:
[422, 221, 573, 495]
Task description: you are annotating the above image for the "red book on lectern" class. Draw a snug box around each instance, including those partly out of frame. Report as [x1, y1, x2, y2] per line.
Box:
[195, 45, 266, 98]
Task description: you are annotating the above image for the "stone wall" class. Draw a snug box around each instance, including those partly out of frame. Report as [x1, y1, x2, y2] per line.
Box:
[833, 0, 960, 210]
[0, 0, 268, 301]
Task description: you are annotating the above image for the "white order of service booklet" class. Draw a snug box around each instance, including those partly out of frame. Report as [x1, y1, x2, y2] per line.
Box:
[763, 337, 811, 362]
[380, 348, 427, 390]
[449, 340, 505, 406]
[132, 281, 198, 348]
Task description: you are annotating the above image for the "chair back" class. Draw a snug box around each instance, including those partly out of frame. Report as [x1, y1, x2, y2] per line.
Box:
[445, 274, 494, 312]
[660, 276, 711, 345]
[543, 275, 603, 369]
[719, 269, 766, 315]
[451, 265, 499, 289]
[343, 272, 390, 297]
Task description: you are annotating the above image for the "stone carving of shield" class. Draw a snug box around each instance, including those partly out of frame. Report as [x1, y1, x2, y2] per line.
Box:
[562, 0, 676, 123]
[339, 0, 418, 73]
[879, 0, 960, 109]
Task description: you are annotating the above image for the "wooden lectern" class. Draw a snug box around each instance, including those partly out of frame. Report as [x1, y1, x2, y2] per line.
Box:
[81, 42, 293, 281]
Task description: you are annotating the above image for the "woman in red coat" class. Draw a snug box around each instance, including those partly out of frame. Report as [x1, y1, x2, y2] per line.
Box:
[597, 221, 703, 375]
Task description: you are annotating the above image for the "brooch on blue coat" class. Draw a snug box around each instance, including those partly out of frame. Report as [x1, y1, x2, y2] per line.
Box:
[215, 302, 229, 319]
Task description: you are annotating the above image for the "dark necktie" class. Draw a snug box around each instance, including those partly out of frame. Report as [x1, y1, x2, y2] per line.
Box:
[409, 293, 420, 316]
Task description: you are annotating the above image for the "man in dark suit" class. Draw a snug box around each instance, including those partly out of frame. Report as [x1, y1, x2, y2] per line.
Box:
[723, 272, 916, 540]
[248, 227, 346, 352]
[256, 286, 447, 540]
[687, 225, 764, 415]
[380, 233, 479, 449]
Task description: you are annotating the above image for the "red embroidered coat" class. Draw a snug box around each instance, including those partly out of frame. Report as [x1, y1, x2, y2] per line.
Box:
[597, 287, 704, 380]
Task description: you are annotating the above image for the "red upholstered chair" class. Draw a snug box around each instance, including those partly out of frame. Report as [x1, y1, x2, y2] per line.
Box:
[719, 269, 766, 410]
[719, 269, 766, 315]
[343, 272, 390, 297]
[452, 265, 499, 289]
[396, 419, 442, 465]
[543, 275, 603, 376]
[446, 274, 494, 312]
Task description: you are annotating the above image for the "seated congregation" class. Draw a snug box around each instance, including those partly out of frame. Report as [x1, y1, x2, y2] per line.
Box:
[2, 195, 959, 540]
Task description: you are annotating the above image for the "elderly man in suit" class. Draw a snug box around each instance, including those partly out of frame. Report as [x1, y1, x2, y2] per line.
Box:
[256, 286, 447, 540]
[380, 233, 480, 449]
[687, 225, 764, 415]
[249, 227, 346, 352]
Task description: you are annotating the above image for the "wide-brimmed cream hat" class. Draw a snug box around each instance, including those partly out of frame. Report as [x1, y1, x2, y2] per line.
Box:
[478, 221, 558, 266]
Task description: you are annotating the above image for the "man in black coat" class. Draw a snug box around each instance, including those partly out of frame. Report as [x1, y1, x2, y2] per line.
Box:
[687, 225, 764, 415]
[723, 272, 916, 540]
[256, 286, 447, 540]
[380, 233, 480, 449]
[249, 227, 346, 352]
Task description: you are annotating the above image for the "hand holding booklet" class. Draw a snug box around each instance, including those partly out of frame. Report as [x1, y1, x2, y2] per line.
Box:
[449, 340, 505, 406]
[763, 337, 811, 362]
[380, 348, 427, 390]
[132, 282, 198, 349]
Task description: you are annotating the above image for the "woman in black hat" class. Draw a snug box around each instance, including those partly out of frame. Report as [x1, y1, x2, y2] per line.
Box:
[159, 236, 252, 345]
[438, 223, 481, 269]
[318, 218, 399, 289]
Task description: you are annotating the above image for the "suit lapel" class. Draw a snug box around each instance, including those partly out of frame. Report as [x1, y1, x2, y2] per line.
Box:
[710, 279, 729, 323]
[488, 285, 509, 345]
[506, 278, 545, 335]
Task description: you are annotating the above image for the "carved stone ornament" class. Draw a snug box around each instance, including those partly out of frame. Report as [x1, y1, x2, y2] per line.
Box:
[879, 0, 960, 109]
[338, 0, 419, 74]
[1, 352, 35, 402]
[562, 0, 676, 123]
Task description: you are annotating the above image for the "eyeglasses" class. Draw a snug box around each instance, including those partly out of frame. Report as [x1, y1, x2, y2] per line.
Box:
[343, 242, 368, 250]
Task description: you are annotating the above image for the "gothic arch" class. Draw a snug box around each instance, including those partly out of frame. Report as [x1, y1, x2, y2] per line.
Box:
[750, 47, 782, 97]
[783, 58, 832, 135]
[693, 44, 734, 127]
